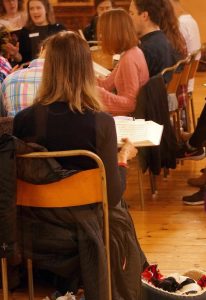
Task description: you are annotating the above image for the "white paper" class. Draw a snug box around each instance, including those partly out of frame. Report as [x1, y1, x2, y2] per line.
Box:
[114, 118, 163, 147]
[93, 61, 111, 77]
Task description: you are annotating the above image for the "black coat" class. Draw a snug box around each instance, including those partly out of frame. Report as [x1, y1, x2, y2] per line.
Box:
[133, 75, 177, 175]
[0, 134, 146, 300]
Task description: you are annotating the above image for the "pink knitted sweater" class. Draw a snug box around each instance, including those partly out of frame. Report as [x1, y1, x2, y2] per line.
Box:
[97, 46, 149, 116]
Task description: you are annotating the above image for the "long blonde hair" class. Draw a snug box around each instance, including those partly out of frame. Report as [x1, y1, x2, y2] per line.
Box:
[34, 31, 102, 113]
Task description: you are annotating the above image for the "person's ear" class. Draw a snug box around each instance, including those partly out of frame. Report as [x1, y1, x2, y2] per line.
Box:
[141, 11, 149, 21]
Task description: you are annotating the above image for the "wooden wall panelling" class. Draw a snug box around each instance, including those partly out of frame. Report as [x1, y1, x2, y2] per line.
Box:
[53, 1, 130, 32]
[54, 5, 95, 31]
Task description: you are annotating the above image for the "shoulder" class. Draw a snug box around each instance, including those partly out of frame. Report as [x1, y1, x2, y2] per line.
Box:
[179, 14, 196, 25]
[95, 111, 115, 126]
[122, 47, 146, 61]
[2, 65, 40, 89]
[14, 104, 35, 122]
[119, 47, 148, 72]
[141, 31, 168, 48]
[3, 68, 27, 83]
[49, 23, 66, 32]
[94, 111, 117, 141]
[20, 26, 29, 33]
[18, 26, 30, 39]
[179, 14, 200, 33]
[0, 56, 11, 69]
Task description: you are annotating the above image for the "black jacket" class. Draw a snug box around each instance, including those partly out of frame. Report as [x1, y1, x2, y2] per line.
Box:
[133, 75, 177, 175]
[0, 134, 146, 300]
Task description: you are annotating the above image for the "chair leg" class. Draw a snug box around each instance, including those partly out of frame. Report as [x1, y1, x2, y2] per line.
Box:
[1, 258, 9, 300]
[102, 204, 112, 300]
[185, 102, 191, 133]
[137, 155, 144, 209]
[27, 259, 34, 300]
[149, 170, 157, 196]
[189, 92, 196, 130]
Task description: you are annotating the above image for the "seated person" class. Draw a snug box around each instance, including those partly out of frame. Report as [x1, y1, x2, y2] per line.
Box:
[83, 0, 113, 41]
[96, 8, 149, 116]
[13, 31, 147, 300]
[0, 25, 12, 83]
[0, 0, 27, 31]
[0, 55, 11, 83]
[1, 38, 47, 116]
[9, 0, 65, 64]
[129, 0, 178, 78]
[170, 0, 201, 93]
[176, 103, 206, 205]
[0, 0, 27, 66]
[159, 0, 187, 60]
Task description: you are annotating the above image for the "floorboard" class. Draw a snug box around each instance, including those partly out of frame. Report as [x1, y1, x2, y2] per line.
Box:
[1, 73, 206, 299]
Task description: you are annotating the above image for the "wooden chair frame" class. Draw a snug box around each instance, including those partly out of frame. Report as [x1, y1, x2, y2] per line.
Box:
[161, 56, 190, 142]
[1, 150, 112, 300]
[186, 48, 201, 130]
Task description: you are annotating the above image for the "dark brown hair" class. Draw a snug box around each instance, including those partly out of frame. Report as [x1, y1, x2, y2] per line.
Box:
[97, 8, 138, 55]
[160, 0, 187, 58]
[26, 0, 55, 29]
[133, 0, 164, 25]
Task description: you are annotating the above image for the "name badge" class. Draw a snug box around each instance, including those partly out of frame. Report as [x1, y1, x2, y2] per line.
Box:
[29, 32, 39, 38]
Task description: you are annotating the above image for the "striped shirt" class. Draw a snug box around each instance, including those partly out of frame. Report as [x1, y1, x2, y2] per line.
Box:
[1, 58, 44, 116]
[0, 56, 12, 84]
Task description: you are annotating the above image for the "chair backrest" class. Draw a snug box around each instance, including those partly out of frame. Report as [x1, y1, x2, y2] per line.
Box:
[16, 149, 112, 300]
[179, 58, 192, 86]
[161, 56, 189, 94]
[188, 60, 199, 81]
[188, 49, 201, 81]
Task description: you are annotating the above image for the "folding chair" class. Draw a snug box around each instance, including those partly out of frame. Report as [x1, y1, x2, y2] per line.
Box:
[1, 150, 112, 300]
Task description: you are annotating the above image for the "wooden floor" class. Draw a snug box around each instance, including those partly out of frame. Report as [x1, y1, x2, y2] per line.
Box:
[1, 73, 206, 299]
[126, 72, 206, 275]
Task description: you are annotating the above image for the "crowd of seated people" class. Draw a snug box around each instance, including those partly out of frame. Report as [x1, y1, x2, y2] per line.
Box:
[0, 0, 204, 298]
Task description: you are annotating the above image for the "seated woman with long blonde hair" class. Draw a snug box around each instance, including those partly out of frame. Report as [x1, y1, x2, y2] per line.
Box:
[13, 31, 147, 300]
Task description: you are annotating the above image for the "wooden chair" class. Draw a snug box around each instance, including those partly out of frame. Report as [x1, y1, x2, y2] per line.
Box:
[161, 56, 189, 141]
[1, 150, 112, 300]
[187, 48, 201, 130]
[160, 57, 190, 178]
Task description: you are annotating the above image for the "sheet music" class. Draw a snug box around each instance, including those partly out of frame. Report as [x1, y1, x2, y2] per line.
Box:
[114, 118, 163, 147]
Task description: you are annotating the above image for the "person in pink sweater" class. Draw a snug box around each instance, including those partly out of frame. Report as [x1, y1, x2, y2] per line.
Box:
[97, 8, 149, 116]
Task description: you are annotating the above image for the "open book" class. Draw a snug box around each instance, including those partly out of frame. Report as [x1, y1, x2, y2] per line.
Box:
[114, 117, 163, 147]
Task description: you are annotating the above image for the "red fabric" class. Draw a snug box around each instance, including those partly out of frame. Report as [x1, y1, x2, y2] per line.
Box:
[177, 84, 188, 109]
[198, 275, 206, 288]
[142, 264, 164, 282]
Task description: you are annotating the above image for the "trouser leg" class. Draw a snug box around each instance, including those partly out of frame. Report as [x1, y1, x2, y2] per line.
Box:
[189, 103, 206, 148]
